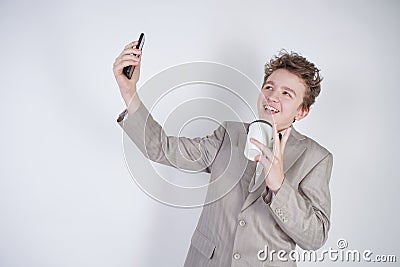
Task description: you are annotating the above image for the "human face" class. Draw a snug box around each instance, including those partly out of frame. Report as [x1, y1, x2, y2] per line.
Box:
[257, 68, 309, 131]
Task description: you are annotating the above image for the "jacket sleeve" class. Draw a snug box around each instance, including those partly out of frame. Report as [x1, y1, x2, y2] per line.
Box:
[268, 152, 333, 251]
[117, 102, 226, 173]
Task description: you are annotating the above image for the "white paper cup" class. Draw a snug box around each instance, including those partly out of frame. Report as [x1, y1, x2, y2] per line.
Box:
[244, 120, 273, 161]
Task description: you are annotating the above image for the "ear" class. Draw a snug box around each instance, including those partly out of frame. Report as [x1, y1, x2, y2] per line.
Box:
[294, 107, 309, 121]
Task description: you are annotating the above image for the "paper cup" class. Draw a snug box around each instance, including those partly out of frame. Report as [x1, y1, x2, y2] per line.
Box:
[244, 120, 273, 161]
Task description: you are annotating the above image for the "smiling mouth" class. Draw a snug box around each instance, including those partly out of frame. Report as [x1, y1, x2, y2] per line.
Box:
[263, 104, 280, 114]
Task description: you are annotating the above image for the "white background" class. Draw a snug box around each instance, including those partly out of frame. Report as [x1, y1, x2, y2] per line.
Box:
[1, 0, 399, 266]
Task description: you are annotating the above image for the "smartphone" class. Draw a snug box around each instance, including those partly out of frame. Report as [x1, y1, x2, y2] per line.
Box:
[123, 33, 145, 79]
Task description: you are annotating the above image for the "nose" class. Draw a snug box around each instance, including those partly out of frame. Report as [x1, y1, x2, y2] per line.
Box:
[268, 95, 279, 103]
[265, 90, 279, 103]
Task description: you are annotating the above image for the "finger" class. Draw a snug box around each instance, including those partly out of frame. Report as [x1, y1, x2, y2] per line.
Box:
[122, 48, 142, 56]
[113, 57, 139, 70]
[119, 41, 139, 57]
[119, 47, 142, 59]
[114, 53, 141, 66]
[272, 122, 281, 155]
[118, 47, 142, 60]
[281, 127, 292, 152]
[124, 41, 139, 49]
[120, 54, 141, 62]
[255, 154, 272, 173]
[113, 60, 140, 73]
[250, 138, 274, 160]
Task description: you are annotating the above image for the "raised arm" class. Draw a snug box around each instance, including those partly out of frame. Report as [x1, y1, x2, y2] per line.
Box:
[113, 41, 226, 172]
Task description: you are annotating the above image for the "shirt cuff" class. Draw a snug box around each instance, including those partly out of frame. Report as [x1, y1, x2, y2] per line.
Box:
[262, 187, 275, 205]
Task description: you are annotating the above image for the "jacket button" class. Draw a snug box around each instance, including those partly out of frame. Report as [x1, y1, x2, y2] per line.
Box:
[239, 220, 246, 227]
[233, 252, 241, 260]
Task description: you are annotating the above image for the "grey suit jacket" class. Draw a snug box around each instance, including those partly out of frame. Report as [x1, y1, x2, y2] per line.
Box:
[118, 103, 333, 267]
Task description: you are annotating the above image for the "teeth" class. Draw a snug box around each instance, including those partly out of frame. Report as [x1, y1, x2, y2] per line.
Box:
[264, 105, 279, 112]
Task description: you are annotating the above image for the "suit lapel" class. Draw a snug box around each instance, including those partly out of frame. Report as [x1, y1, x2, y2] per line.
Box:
[240, 127, 306, 212]
[236, 132, 257, 200]
[240, 170, 266, 212]
[283, 128, 307, 174]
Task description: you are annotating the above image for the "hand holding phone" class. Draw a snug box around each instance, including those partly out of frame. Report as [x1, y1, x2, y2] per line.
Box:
[123, 33, 145, 79]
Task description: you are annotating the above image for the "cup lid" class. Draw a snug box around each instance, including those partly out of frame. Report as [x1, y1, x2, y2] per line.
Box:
[247, 120, 272, 133]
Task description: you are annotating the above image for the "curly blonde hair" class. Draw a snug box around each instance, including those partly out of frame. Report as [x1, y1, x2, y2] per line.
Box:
[263, 50, 323, 111]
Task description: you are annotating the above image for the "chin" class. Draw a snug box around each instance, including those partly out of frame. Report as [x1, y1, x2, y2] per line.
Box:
[258, 115, 274, 124]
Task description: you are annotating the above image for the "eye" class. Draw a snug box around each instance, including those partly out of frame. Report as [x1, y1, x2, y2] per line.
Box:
[263, 86, 273, 91]
[283, 91, 292, 98]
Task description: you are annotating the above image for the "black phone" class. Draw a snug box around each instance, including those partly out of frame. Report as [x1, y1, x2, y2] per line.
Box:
[123, 33, 145, 79]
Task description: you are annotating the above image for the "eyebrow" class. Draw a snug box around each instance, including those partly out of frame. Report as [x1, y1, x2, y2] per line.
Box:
[265, 81, 297, 96]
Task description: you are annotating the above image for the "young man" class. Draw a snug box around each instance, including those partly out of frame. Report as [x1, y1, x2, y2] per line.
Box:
[114, 41, 333, 267]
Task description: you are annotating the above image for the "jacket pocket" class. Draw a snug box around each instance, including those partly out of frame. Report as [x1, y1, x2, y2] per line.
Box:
[190, 229, 216, 259]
